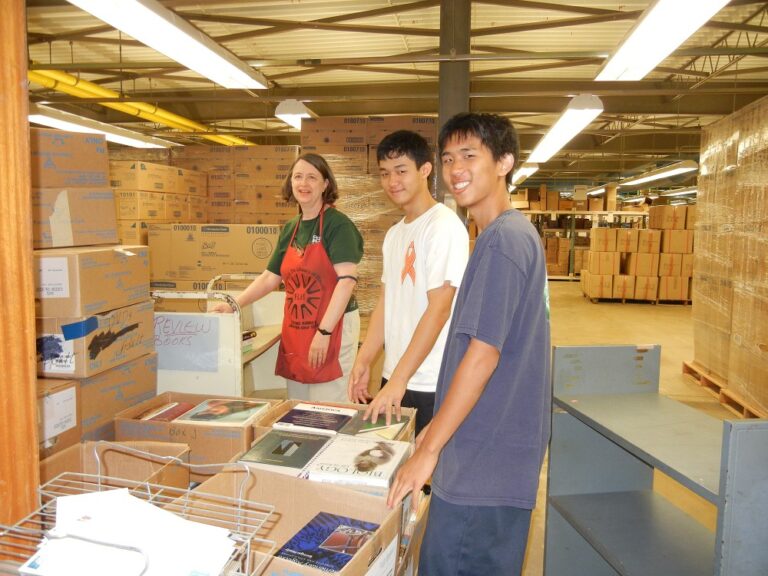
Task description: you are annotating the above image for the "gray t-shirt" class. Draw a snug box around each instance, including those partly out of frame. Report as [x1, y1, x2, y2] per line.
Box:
[431, 209, 551, 509]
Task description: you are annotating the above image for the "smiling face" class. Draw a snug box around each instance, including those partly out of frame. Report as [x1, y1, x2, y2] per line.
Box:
[290, 158, 328, 215]
[440, 134, 513, 212]
[378, 153, 432, 211]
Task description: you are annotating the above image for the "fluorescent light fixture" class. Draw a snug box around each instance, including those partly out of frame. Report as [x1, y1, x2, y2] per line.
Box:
[619, 160, 698, 187]
[660, 186, 697, 197]
[620, 195, 646, 204]
[597, 0, 729, 81]
[29, 103, 178, 148]
[527, 94, 603, 163]
[275, 99, 313, 130]
[66, 0, 268, 89]
[586, 185, 606, 197]
[511, 163, 539, 186]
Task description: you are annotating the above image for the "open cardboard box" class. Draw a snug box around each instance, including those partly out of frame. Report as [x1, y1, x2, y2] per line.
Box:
[396, 493, 431, 576]
[264, 399, 417, 444]
[114, 392, 283, 481]
[40, 440, 190, 489]
[191, 468, 402, 576]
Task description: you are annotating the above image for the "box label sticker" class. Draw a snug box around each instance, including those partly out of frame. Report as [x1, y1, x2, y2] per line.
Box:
[37, 334, 75, 374]
[365, 535, 397, 576]
[40, 385, 77, 441]
[37, 257, 70, 298]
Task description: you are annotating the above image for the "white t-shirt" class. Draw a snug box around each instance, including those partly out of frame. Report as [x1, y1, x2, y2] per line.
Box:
[381, 203, 469, 392]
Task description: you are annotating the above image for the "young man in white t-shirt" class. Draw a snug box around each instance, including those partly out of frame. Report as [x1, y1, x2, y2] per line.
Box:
[348, 130, 469, 435]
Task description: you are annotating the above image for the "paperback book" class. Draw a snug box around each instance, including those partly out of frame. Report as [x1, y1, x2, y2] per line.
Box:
[272, 402, 358, 436]
[275, 511, 379, 573]
[303, 434, 411, 491]
[172, 398, 270, 427]
[239, 430, 330, 476]
[135, 401, 195, 422]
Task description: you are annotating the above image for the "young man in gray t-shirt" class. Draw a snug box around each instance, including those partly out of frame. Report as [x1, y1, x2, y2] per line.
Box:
[387, 113, 551, 575]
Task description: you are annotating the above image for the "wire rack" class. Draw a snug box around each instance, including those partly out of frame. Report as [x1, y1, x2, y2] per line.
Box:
[0, 442, 277, 576]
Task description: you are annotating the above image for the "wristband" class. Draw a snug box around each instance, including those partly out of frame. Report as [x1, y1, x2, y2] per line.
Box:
[317, 327, 333, 336]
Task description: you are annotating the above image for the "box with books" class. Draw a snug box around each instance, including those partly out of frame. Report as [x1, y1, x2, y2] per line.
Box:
[172, 398, 270, 427]
[40, 441, 190, 488]
[302, 435, 411, 497]
[114, 392, 282, 481]
[190, 467, 401, 576]
[238, 429, 331, 477]
[396, 491, 431, 576]
[268, 399, 417, 443]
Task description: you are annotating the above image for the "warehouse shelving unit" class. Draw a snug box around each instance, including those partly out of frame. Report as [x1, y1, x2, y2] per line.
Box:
[545, 345, 768, 576]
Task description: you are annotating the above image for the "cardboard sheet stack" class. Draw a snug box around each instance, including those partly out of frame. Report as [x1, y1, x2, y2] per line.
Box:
[31, 128, 158, 456]
[696, 96, 768, 415]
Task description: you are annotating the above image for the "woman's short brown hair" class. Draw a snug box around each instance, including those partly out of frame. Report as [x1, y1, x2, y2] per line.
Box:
[281, 153, 339, 205]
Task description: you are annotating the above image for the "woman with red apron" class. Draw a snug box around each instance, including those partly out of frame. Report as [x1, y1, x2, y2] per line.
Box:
[212, 153, 363, 402]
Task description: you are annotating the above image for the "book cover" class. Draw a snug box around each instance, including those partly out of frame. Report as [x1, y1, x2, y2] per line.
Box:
[275, 511, 379, 573]
[354, 415, 409, 440]
[304, 435, 411, 489]
[136, 401, 195, 422]
[272, 402, 358, 436]
[239, 430, 330, 476]
[172, 398, 270, 427]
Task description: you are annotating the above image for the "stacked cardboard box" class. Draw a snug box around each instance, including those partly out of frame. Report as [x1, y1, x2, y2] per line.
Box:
[232, 145, 300, 224]
[111, 160, 209, 244]
[31, 130, 157, 448]
[695, 97, 768, 414]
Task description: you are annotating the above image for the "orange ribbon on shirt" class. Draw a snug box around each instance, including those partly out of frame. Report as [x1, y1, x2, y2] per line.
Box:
[401, 241, 416, 284]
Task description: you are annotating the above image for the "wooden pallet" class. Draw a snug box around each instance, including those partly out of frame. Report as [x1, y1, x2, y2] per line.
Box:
[585, 295, 690, 305]
[682, 361, 767, 419]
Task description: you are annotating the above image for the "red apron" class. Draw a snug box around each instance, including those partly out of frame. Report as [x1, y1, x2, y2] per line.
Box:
[275, 206, 343, 383]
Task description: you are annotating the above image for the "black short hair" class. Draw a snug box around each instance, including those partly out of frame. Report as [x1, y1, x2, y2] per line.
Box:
[438, 113, 519, 185]
[376, 130, 433, 169]
[282, 153, 339, 205]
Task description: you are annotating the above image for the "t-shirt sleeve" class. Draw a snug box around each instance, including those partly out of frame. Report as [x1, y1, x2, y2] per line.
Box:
[326, 212, 364, 265]
[425, 213, 469, 291]
[266, 221, 295, 275]
[452, 245, 524, 350]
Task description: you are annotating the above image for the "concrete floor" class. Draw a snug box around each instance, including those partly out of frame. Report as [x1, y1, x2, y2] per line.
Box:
[522, 281, 730, 576]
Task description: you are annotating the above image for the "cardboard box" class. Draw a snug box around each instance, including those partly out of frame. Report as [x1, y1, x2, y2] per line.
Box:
[165, 193, 188, 221]
[615, 229, 639, 253]
[39, 440, 189, 487]
[634, 276, 659, 300]
[115, 392, 282, 480]
[38, 378, 81, 459]
[624, 253, 660, 277]
[686, 205, 696, 230]
[30, 128, 109, 188]
[661, 229, 695, 254]
[588, 196, 604, 211]
[546, 191, 560, 212]
[149, 223, 280, 281]
[188, 196, 208, 223]
[231, 144, 301, 160]
[682, 253, 694, 277]
[659, 253, 683, 276]
[110, 161, 177, 193]
[32, 188, 118, 249]
[175, 167, 208, 196]
[589, 228, 617, 252]
[77, 352, 158, 441]
[302, 116, 368, 136]
[117, 219, 156, 245]
[36, 300, 155, 379]
[194, 469, 401, 576]
[584, 274, 613, 299]
[115, 190, 167, 220]
[649, 205, 687, 229]
[612, 275, 636, 299]
[658, 276, 689, 300]
[587, 251, 620, 275]
[34, 244, 150, 317]
[637, 229, 662, 253]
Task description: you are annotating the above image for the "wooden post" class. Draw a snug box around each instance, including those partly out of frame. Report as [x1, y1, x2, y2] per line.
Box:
[0, 0, 40, 527]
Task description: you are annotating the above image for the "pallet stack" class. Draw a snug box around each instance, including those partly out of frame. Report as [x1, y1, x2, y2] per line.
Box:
[580, 204, 695, 302]
[30, 128, 157, 455]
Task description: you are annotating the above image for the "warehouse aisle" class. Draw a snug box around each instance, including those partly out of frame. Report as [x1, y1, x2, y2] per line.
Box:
[523, 280, 729, 575]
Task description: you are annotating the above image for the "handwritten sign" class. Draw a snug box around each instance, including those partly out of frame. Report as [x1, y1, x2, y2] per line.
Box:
[155, 314, 219, 372]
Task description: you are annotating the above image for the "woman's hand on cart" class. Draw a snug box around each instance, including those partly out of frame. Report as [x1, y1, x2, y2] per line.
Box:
[210, 302, 234, 313]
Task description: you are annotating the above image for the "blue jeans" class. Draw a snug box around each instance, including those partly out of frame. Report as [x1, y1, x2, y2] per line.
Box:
[418, 494, 532, 576]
